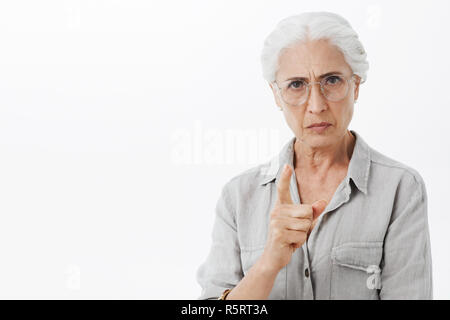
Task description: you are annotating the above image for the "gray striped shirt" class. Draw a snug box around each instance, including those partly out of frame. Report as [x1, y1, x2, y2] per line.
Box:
[196, 130, 432, 299]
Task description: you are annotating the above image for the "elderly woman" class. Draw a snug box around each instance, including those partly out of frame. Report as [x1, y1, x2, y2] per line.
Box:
[196, 12, 432, 300]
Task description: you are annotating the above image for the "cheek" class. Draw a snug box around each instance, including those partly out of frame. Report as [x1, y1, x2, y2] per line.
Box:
[348, 104, 354, 119]
[284, 108, 305, 132]
[340, 103, 354, 127]
[330, 102, 353, 129]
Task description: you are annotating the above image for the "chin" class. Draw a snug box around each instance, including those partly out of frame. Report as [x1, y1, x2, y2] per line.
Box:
[304, 134, 335, 146]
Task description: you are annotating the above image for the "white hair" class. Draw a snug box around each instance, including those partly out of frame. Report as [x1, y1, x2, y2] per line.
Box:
[261, 12, 369, 84]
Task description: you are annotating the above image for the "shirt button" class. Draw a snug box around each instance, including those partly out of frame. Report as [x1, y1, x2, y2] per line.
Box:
[305, 268, 309, 278]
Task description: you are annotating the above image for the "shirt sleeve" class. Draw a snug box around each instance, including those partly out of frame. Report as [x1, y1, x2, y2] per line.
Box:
[196, 182, 244, 300]
[379, 174, 433, 299]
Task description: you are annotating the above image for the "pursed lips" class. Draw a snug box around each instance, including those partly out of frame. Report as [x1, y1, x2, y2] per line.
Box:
[307, 122, 332, 128]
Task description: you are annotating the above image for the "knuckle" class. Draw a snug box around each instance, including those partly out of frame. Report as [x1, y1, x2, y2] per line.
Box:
[270, 207, 281, 219]
[270, 208, 278, 218]
[273, 204, 287, 217]
[273, 229, 283, 241]
[295, 208, 307, 218]
[300, 206, 313, 218]
[269, 219, 278, 229]
[297, 221, 308, 231]
[297, 232, 306, 243]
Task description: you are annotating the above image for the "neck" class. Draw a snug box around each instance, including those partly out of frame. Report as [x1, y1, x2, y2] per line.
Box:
[293, 130, 356, 174]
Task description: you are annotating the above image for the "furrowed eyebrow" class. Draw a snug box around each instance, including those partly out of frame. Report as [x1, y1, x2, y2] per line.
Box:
[285, 71, 344, 82]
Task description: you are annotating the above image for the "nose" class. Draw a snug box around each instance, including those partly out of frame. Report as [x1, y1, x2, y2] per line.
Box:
[306, 82, 327, 114]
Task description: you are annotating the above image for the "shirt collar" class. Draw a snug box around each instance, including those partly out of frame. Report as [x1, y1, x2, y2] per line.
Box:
[259, 130, 371, 195]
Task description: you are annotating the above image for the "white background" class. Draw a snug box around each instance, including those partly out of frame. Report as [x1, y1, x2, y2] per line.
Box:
[0, 0, 449, 299]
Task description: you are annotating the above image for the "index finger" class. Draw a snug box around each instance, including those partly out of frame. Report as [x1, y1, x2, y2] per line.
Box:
[276, 164, 293, 205]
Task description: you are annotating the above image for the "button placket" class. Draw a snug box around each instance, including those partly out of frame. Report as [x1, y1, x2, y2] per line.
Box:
[291, 169, 315, 299]
[302, 242, 314, 299]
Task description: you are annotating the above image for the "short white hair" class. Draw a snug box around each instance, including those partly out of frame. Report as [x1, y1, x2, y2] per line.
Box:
[261, 12, 369, 84]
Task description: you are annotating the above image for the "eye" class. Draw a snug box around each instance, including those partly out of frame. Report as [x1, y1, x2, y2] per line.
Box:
[288, 80, 306, 89]
[325, 75, 342, 85]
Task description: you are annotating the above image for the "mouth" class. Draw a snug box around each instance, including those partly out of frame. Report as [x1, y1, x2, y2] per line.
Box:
[307, 122, 332, 128]
[306, 122, 332, 133]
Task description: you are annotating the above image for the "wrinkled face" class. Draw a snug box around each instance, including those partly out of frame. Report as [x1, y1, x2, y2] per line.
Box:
[270, 39, 360, 149]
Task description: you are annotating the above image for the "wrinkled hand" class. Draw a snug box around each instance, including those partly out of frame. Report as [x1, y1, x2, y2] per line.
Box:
[259, 164, 327, 273]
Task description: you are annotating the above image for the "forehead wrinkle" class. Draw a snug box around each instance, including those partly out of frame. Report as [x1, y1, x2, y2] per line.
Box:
[283, 66, 344, 82]
[276, 41, 351, 83]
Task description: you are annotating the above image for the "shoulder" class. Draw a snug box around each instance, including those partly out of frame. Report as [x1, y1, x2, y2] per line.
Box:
[220, 159, 274, 204]
[368, 146, 426, 198]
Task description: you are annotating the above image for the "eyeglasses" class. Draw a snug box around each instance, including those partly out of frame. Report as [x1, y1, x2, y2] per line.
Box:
[272, 73, 358, 107]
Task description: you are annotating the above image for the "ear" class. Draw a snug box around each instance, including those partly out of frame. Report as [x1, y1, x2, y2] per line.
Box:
[268, 82, 283, 109]
[353, 76, 361, 102]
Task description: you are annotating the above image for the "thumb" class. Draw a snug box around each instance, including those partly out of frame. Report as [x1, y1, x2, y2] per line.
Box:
[307, 199, 328, 237]
[312, 199, 328, 219]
